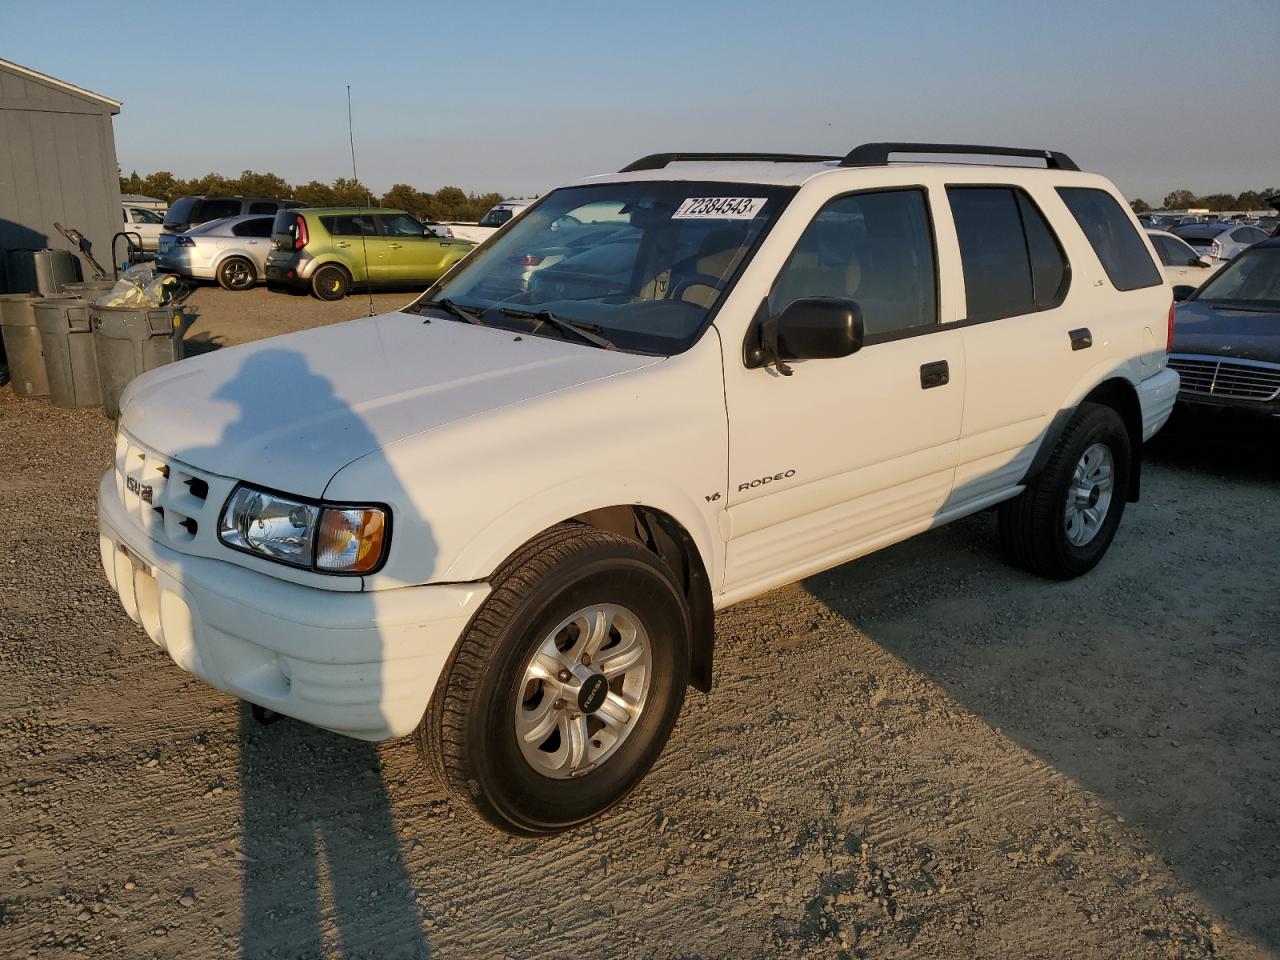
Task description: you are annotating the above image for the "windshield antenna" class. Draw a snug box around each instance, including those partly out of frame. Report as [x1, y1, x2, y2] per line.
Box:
[347, 84, 376, 318]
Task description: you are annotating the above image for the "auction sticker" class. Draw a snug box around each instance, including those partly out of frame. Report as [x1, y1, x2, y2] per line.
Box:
[672, 197, 767, 219]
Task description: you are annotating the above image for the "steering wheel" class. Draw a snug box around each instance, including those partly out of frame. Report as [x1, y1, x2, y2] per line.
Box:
[670, 273, 725, 300]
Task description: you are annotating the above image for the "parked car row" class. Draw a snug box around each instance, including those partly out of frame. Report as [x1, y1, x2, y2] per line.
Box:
[145, 192, 548, 298]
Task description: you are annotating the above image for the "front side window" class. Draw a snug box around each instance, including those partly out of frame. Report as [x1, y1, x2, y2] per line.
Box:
[1158, 235, 1201, 267]
[769, 189, 937, 339]
[1056, 187, 1162, 291]
[418, 182, 793, 354]
[948, 187, 1068, 321]
[129, 207, 163, 224]
[378, 213, 425, 237]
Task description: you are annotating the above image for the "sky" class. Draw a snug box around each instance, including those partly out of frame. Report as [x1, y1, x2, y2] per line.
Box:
[3, 0, 1277, 204]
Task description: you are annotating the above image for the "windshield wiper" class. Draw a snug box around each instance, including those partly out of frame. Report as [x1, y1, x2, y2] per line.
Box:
[498, 307, 617, 350]
[419, 297, 483, 324]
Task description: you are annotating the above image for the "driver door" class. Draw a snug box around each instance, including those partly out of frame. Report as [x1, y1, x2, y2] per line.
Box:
[372, 212, 455, 283]
[720, 188, 964, 598]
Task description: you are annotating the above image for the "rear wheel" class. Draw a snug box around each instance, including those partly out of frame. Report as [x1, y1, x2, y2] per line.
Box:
[998, 402, 1131, 579]
[419, 523, 691, 834]
[311, 264, 350, 300]
[217, 256, 256, 291]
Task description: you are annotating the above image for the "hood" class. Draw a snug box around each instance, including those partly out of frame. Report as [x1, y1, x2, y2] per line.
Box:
[121, 311, 661, 497]
[1172, 301, 1280, 364]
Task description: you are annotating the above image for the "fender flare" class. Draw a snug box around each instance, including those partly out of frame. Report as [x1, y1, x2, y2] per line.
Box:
[1022, 372, 1144, 502]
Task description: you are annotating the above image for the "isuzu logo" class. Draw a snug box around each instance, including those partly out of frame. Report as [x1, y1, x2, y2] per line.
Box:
[126, 476, 154, 504]
[578, 673, 609, 714]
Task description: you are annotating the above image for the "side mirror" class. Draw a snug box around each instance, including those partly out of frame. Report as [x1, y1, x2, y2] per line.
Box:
[1195, 257, 1211, 268]
[745, 297, 864, 370]
[1172, 285, 1195, 302]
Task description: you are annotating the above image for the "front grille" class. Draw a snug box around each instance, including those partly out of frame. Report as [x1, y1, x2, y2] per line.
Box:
[113, 431, 237, 556]
[1168, 355, 1280, 402]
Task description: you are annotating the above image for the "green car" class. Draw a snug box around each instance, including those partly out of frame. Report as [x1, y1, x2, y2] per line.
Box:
[266, 207, 474, 300]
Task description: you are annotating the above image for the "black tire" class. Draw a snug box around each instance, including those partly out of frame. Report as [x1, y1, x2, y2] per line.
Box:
[217, 256, 256, 291]
[998, 402, 1131, 580]
[311, 264, 350, 300]
[419, 523, 691, 835]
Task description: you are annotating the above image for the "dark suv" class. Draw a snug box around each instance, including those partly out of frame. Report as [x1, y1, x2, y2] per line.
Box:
[163, 196, 304, 234]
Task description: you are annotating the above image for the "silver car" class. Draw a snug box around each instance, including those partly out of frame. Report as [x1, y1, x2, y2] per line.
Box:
[1171, 222, 1271, 264]
[156, 214, 275, 290]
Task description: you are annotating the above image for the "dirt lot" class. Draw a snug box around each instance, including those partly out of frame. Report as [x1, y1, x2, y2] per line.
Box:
[1, 287, 1278, 959]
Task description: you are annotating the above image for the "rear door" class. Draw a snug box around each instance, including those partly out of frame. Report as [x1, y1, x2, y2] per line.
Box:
[942, 185, 1082, 509]
[372, 212, 454, 283]
[322, 213, 379, 280]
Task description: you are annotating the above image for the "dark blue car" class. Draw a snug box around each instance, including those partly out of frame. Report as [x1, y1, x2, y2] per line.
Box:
[1169, 238, 1280, 415]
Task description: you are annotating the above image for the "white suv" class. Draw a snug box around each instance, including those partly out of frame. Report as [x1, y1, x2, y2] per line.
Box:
[97, 142, 1179, 833]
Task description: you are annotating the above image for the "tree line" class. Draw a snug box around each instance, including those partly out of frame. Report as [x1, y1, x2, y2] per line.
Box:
[1129, 188, 1278, 214]
[119, 170, 509, 223]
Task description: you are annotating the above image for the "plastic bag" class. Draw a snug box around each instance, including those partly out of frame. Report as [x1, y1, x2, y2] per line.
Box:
[95, 264, 189, 308]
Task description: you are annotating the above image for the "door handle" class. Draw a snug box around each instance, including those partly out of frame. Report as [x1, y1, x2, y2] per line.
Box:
[920, 360, 950, 389]
[388, 242, 403, 249]
[336, 241, 351, 248]
[1069, 327, 1092, 351]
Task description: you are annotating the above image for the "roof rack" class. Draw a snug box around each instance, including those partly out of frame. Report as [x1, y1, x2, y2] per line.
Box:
[619, 152, 840, 173]
[840, 142, 1079, 171]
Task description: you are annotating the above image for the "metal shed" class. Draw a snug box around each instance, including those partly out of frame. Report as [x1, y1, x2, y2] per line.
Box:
[0, 58, 123, 292]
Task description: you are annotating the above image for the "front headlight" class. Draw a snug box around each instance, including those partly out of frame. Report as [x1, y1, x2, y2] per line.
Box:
[218, 485, 389, 575]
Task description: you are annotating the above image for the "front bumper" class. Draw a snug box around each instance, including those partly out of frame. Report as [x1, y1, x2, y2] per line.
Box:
[1137, 365, 1180, 440]
[98, 470, 489, 740]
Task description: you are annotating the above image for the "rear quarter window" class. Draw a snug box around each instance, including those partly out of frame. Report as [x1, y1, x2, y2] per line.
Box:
[163, 196, 198, 227]
[1056, 187, 1162, 291]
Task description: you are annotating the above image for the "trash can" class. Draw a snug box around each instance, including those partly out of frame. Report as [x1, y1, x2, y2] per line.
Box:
[91, 305, 193, 418]
[5, 248, 80, 295]
[34, 295, 101, 408]
[60, 279, 117, 301]
[0, 293, 49, 397]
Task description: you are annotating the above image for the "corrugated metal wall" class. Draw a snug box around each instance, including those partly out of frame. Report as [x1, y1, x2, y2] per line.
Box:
[0, 66, 122, 292]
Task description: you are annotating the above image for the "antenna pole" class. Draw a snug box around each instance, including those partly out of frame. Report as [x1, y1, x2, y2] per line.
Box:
[347, 84, 376, 318]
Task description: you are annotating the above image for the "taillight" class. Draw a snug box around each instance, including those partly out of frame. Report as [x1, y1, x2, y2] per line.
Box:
[293, 215, 308, 250]
[174, 236, 195, 247]
[1209, 240, 1220, 259]
[510, 254, 543, 266]
[1166, 299, 1176, 354]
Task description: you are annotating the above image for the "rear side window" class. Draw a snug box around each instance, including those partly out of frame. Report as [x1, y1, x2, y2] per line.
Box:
[947, 187, 1068, 322]
[232, 217, 273, 238]
[248, 201, 278, 214]
[195, 199, 242, 224]
[320, 214, 377, 237]
[1056, 187, 1161, 291]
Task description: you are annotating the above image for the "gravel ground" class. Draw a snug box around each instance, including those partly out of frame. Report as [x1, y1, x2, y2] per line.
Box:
[1, 287, 1278, 959]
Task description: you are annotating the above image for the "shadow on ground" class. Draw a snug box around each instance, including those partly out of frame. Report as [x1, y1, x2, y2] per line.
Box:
[240, 706, 429, 959]
[803, 407, 1280, 952]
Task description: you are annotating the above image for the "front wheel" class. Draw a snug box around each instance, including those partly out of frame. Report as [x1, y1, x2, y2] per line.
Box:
[998, 402, 1131, 579]
[419, 523, 691, 834]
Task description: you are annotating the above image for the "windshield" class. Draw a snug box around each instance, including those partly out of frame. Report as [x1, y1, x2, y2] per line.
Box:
[414, 182, 793, 353]
[480, 206, 517, 227]
[1193, 248, 1280, 307]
